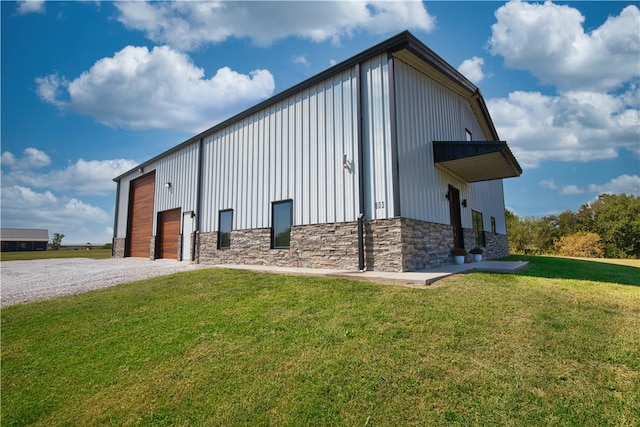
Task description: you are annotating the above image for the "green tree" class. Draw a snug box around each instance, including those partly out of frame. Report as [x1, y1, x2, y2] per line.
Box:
[533, 215, 560, 254]
[506, 210, 538, 254]
[50, 233, 65, 251]
[590, 194, 640, 258]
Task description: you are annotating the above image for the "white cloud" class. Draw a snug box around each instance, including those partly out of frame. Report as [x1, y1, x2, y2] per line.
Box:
[16, 0, 45, 15]
[35, 74, 67, 107]
[539, 174, 640, 196]
[490, 1, 640, 91]
[458, 56, 486, 84]
[539, 179, 583, 195]
[36, 45, 275, 133]
[115, 1, 435, 51]
[1, 185, 57, 207]
[488, 89, 640, 168]
[588, 174, 640, 196]
[1, 185, 111, 243]
[2, 149, 138, 195]
[1, 147, 51, 170]
[291, 55, 309, 66]
[62, 198, 111, 222]
[0, 149, 132, 243]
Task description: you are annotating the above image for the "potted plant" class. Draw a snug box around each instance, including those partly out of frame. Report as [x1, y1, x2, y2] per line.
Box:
[470, 247, 483, 262]
[451, 247, 467, 265]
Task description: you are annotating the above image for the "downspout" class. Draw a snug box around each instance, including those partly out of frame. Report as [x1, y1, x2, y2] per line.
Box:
[194, 137, 204, 263]
[356, 63, 366, 272]
[112, 179, 121, 258]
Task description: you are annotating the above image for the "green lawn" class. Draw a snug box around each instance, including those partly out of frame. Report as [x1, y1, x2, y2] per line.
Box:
[0, 248, 112, 261]
[2, 256, 639, 426]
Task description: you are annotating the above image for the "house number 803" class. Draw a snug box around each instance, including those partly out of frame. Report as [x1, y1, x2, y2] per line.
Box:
[375, 201, 385, 209]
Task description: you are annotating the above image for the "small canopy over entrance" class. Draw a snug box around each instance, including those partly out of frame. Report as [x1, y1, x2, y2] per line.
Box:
[433, 141, 522, 183]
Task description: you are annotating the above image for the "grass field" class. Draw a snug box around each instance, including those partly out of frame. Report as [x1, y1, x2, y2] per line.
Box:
[0, 248, 112, 262]
[1, 256, 639, 426]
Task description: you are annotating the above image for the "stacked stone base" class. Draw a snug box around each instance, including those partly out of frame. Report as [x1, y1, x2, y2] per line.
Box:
[365, 218, 453, 272]
[115, 218, 510, 272]
[197, 222, 360, 270]
[112, 238, 126, 258]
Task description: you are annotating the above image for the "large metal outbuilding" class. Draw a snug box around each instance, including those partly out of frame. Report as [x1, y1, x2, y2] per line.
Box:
[113, 31, 522, 272]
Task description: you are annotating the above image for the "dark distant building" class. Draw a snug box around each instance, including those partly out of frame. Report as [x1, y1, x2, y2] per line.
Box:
[1, 228, 50, 252]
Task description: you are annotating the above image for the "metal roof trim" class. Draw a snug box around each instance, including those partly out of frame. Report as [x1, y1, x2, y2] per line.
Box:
[114, 31, 501, 182]
[113, 31, 415, 182]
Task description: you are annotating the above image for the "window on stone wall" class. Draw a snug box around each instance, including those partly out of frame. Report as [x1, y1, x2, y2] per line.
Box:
[491, 216, 497, 234]
[472, 210, 486, 247]
[218, 209, 233, 249]
[272, 200, 292, 249]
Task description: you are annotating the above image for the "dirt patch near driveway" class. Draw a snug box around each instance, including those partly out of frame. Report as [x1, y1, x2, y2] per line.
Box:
[1, 258, 207, 307]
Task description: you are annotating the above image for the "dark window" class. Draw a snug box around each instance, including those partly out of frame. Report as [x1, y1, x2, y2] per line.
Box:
[272, 200, 292, 249]
[218, 209, 233, 249]
[465, 128, 472, 141]
[491, 216, 497, 234]
[472, 210, 486, 247]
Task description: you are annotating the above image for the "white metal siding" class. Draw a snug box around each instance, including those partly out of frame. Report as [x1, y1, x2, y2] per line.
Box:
[469, 180, 507, 234]
[154, 144, 200, 214]
[115, 143, 200, 238]
[200, 67, 360, 232]
[361, 54, 394, 220]
[393, 56, 505, 229]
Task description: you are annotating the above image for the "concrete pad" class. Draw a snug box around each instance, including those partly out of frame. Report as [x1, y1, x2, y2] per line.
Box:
[211, 260, 529, 288]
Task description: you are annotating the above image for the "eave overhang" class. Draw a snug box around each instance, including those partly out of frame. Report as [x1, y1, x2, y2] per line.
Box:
[433, 141, 522, 183]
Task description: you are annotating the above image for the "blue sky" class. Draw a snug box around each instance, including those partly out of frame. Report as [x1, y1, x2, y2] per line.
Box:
[2, 1, 639, 244]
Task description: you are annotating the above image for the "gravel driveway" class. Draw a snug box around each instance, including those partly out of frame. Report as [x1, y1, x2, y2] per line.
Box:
[1, 258, 207, 307]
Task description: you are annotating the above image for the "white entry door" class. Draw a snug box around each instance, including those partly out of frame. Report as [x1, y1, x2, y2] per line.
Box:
[181, 211, 195, 261]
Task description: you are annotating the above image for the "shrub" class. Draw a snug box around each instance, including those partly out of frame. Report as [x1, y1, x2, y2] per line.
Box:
[554, 231, 605, 258]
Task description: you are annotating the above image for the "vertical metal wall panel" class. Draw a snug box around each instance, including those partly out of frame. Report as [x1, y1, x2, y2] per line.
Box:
[393, 56, 504, 230]
[115, 177, 131, 239]
[115, 143, 200, 238]
[199, 67, 360, 233]
[469, 180, 507, 234]
[361, 54, 394, 220]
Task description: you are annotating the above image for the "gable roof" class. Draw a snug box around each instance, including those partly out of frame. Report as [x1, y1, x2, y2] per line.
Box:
[114, 30, 498, 182]
[1, 228, 50, 242]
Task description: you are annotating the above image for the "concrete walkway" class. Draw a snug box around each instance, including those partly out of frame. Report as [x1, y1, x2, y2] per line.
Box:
[211, 260, 529, 287]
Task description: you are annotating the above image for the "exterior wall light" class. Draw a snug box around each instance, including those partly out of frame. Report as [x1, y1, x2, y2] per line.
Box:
[164, 182, 171, 189]
[462, 199, 467, 207]
[342, 154, 352, 171]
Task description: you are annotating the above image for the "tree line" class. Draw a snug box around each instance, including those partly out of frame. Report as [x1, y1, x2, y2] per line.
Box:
[506, 193, 640, 259]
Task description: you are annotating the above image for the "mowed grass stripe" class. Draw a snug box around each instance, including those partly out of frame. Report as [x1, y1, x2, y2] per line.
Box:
[1, 257, 639, 426]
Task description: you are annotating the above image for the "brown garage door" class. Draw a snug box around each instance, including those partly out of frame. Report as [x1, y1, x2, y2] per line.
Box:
[157, 208, 181, 259]
[126, 171, 155, 258]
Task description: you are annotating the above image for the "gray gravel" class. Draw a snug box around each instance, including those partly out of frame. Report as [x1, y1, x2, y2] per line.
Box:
[1, 258, 207, 307]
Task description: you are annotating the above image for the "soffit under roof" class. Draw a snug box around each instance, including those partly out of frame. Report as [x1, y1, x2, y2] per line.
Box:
[433, 141, 522, 183]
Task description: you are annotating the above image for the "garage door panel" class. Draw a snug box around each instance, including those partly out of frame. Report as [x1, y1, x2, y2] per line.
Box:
[158, 208, 181, 259]
[127, 172, 155, 258]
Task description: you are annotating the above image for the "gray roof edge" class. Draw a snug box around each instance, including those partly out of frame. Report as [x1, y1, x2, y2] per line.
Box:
[113, 30, 496, 182]
[1, 228, 50, 241]
[113, 31, 414, 182]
